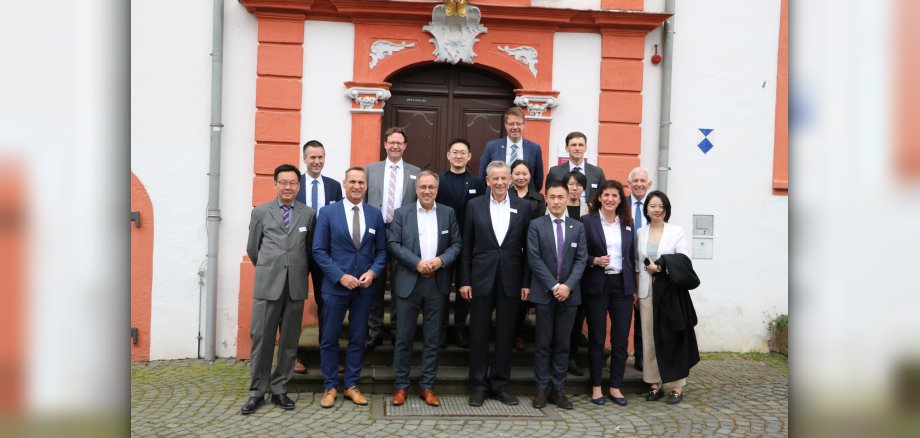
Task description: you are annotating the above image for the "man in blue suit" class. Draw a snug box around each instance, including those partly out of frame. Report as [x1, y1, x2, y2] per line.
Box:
[294, 140, 343, 372]
[312, 166, 388, 409]
[478, 107, 544, 192]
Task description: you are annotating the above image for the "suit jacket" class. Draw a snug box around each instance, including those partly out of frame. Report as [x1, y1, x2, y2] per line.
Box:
[311, 200, 388, 297]
[435, 170, 485, 229]
[544, 162, 606, 202]
[365, 160, 421, 210]
[581, 211, 637, 296]
[526, 215, 588, 306]
[479, 137, 544, 192]
[246, 200, 316, 301]
[386, 202, 462, 298]
[458, 194, 533, 298]
[296, 174, 343, 210]
[636, 222, 689, 299]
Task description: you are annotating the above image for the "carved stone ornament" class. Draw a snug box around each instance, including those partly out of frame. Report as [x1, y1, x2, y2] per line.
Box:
[422, 0, 487, 65]
[498, 46, 538, 78]
[345, 87, 392, 113]
[514, 95, 558, 120]
[369, 41, 416, 69]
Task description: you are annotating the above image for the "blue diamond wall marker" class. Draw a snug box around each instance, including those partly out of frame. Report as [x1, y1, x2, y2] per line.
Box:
[697, 128, 714, 154]
[699, 128, 713, 136]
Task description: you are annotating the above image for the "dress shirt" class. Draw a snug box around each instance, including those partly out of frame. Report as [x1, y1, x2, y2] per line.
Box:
[601, 213, 624, 272]
[505, 138, 523, 164]
[416, 202, 438, 261]
[343, 198, 365, 243]
[382, 159, 405, 212]
[489, 193, 511, 245]
[550, 213, 566, 249]
[306, 174, 326, 212]
[568, 161, 588, 201]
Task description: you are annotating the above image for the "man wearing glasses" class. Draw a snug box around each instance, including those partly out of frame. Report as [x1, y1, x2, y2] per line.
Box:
[364, 127, 421, 349]
[478, 107, 544, 192]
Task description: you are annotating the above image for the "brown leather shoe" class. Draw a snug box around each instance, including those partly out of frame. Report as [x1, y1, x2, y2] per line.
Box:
[320, 388, 337, 409]
[293, 359, 307, 374]
[391, 389, 408, 406]
[344, 386, 368, 406]
[419, 389, 440, 407]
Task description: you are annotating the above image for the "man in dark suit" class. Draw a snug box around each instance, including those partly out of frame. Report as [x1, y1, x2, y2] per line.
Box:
[435, 137, 486, 348]
[312, 166, 388, 409]
[459, 160, 533, 407]
[478, 107, 544, 192]
[241, 164, 315, 415]
[544, 131, 607, 202]
[294, 140, 343, 372]
[365, 127, 421, 349]
[626, 166, 652, 371]
[387, 170, 462, 407]
[526, 181, 588, 410]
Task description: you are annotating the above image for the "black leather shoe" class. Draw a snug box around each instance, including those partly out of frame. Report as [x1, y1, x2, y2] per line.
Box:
[576, 333, 589, 347]
[550, 389, 573, 410]
[590, 395, 606, 405]
[270, 393, 295, 410]
[646, 387, 664, 401]
[365, 335, 382, 350]
[240, 396, 264, 415]
[607, 392, 628, 406]
[532, 389, 547, 408]
[468, 391, 487, 407]
[567, 359, 584, 376]
[666, 391, 683, 404]
[634, 356, 644, 372]
[455, 329, 470, 348]
[492, 390, 519, 405]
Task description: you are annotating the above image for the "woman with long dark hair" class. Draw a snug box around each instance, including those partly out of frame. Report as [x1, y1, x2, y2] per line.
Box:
[580, 180, 636, 406]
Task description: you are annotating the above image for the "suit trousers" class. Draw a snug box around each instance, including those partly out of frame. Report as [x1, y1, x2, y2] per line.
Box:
[320, 288, 374, 390]
[368, 260, 397, 340]
[468, 275, 520, 393]
[533, 299, 576, 390]
[568, 304, 586, 362]
[248, 277, 304, 397]
[584, 274, 634, 388]
[633, 302, 643, 361]
[309, 260, 325, 344]
[393, 276, 443, 390]
[441, 265, 470, 339]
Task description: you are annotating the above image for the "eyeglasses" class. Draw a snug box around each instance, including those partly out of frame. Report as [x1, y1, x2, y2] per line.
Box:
[276, 181, 299, 188]
[417, 185, 438, 191]
[448, 150, 469, 156]
[386, 141, 406, 146]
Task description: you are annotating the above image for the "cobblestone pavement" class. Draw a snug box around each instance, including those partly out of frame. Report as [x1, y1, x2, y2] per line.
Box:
[131, 357, 787, 437]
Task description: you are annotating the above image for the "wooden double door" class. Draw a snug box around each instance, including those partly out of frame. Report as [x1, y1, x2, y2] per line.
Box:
[382, 64, 516, 175]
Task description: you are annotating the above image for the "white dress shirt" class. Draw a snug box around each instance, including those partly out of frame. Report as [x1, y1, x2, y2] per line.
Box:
[343, 198, 366, 243]
[569, 160, 588, 201]
[550, 213, 566, 250]
[306, 174, 326, 213]
[489, 193, 511, 245]
[382, 159, 405, 212]
[416, 202, 438, 260]
[505, 138, 524, 164]
[601, 213, 624, 272]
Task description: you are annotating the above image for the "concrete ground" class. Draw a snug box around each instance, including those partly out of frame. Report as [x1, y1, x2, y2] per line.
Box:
[131, 354, 787, 437]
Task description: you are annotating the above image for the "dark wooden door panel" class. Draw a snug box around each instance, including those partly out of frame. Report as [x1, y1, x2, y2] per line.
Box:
[456, 105, 505, 177]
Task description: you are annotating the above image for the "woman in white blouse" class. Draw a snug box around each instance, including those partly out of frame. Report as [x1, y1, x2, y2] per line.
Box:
[636, 190, 690, 404]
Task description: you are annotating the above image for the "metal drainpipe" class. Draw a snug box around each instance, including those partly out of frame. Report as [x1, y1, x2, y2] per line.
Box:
[656, 0, 676, 192]
[204, 0, 224, 361]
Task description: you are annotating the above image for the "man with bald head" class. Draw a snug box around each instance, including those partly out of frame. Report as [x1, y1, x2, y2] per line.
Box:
[626, 166, 652, 371]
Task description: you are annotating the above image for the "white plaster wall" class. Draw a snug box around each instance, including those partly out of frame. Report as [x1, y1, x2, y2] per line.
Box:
[549, 33, 601, 165]
[663, 0, 787, 352]
[301, 21, 356, 179]
[131, 0, 213, 359]
[212, 3, 258, 358]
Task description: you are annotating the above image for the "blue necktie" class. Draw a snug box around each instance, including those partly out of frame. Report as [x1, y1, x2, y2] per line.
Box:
[281, 204, 291, 230]
[311, 179, 319, 210]
[634, 200, 643, 229]
[555, 218, 564, 279]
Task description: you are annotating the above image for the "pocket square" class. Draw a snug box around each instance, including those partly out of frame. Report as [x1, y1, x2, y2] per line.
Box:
[441, 230, 448, 234]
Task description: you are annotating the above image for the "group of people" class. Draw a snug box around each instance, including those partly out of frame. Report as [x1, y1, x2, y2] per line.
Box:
[241, 107, 700, 415]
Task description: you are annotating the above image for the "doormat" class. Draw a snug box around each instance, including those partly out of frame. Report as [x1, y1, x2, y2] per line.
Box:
[371, 396, 561, 421]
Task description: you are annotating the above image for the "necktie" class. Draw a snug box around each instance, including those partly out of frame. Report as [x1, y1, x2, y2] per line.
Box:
[281, 204, 291, 230]
[555, 218, 564, 279]
[573, 166, 581, 174]
[311, 179, 319, 210]
[634, 200, 643, 229]
[509, 143, 519, 164]
[352, 206, 361, 249]
[386, 164, 398, 223]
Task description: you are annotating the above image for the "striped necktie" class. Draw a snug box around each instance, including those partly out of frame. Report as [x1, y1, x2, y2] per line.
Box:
[386, 164, 398, 223]
[509, 143, 519, 163]
[281, 204, 291, 230]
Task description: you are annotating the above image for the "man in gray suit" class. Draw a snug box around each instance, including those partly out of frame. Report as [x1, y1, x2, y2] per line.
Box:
[365, 127, 422, 348]
[526, 180, 588, 410]
[241, 164, 315, 415]
[386, 170, 462, 407]
[544, 131, 606, 202]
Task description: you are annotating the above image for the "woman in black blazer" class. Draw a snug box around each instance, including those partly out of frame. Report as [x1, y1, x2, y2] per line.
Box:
[510, 159, 545, 351]
[580, 180, 636, 406]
